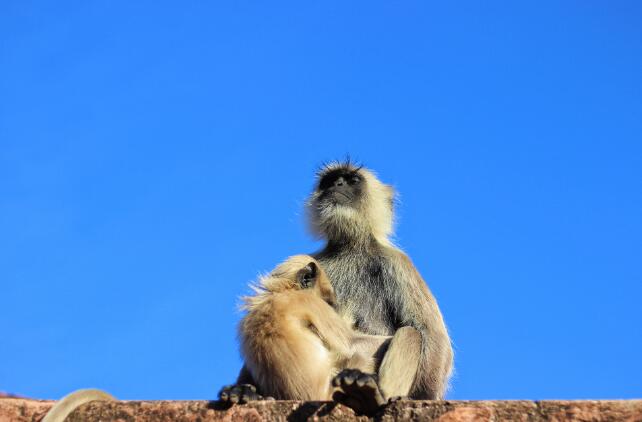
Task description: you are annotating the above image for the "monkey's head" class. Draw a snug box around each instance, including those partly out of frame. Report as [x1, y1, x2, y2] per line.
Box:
[307, 161, 395, 244]
[257, 255, 336, 307]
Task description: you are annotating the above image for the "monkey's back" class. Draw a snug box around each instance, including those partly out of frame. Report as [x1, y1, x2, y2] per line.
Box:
[239, 290, 340, 400]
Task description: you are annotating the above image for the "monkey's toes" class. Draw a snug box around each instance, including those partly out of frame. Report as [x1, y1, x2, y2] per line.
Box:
[356, 372, 375, 388]
[332, 369, 386, 415]
[218, 385, 231, 402]
[218, 384, 261, 405]
[355, 372, 385, 406]
[332, 369, 360, 387]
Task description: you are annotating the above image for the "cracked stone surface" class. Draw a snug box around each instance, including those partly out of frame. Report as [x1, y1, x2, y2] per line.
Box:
[1, 397, 641, 421]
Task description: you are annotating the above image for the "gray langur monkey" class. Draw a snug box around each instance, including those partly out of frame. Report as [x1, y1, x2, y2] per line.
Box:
[219, 161, 452, 413]
[228, 254, 419, 406]
[307, 161, 453, 409]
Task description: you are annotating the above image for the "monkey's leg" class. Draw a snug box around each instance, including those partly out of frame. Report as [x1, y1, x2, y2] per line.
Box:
[377, 326, 422, 399]
[331, 327, 421, 414]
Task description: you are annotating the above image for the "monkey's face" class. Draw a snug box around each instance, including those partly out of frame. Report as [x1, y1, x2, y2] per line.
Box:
[307, 162, 395, 243]
[268, 255, 337, 307]
[315, 167, 365, 209]
[295, 260, 337, 308]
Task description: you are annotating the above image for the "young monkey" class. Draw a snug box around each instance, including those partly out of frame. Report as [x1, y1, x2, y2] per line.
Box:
[234, 255, 407, 402]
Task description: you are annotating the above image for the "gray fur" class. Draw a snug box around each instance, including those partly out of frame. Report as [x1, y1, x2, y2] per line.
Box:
[309, 162, 453, 399]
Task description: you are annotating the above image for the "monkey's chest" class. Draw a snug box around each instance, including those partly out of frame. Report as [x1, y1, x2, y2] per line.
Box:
[319, 254, 402, 337]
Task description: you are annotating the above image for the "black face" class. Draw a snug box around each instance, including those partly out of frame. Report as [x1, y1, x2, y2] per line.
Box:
[317, 168, 364, 206]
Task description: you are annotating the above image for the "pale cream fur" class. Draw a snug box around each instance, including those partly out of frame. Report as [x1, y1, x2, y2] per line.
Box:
[239, 255, 388, 400]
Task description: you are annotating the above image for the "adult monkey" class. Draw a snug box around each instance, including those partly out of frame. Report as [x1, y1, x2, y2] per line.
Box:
[219, 161, 453, 413]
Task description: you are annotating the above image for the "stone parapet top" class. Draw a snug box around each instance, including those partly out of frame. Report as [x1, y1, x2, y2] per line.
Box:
[1, 397, 641, 421]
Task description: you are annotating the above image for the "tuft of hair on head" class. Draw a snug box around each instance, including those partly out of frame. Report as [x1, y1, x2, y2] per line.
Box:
[315, 155, 362, 178]
[307, 160, 396, 246]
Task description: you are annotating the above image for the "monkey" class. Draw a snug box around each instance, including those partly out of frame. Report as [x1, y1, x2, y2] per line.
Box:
[219, 161, 452, 414]
[226, 254, 419, 405]
[306, 160, 454, 410]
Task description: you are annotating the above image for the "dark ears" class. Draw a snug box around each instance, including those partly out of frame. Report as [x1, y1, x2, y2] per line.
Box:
[297, 262, 318, 289]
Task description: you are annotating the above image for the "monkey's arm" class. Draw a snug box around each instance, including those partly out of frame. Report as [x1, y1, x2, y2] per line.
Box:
[236, 364, 255, 384]
[305, 304, 355, 358]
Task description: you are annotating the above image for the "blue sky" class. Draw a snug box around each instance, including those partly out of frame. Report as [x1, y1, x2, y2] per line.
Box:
[1, 1, 641, 400]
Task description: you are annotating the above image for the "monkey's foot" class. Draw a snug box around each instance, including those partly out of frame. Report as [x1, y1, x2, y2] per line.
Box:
[387, 395, 408, 404]
[218, 384, 268, 405]
[331, 369, 386, 415]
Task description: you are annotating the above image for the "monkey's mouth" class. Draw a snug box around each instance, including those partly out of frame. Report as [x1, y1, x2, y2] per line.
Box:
[321, 191, 353, 207]
[332, 191, 352, 201]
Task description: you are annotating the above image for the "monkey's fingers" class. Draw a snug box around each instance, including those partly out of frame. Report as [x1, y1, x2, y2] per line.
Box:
[218, 385, 233, 402]
[332, 369, 360, 387]
[238, 384, 263, 404]
[230, 386, 245, 404]
[218, 384, 261, 404]
[228, 386, 241, 404]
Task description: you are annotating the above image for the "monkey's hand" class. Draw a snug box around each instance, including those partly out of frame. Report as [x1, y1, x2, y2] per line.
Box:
[331, 369, 387, 415]
[218, 384, 270, 405]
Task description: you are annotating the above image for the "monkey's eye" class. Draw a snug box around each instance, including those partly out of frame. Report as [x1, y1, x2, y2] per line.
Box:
[319, 175, 336, 191]
[348, 175, 361, 185]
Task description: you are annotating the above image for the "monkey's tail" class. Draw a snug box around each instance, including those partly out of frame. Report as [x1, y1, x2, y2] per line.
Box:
[42, 388, 116, 422]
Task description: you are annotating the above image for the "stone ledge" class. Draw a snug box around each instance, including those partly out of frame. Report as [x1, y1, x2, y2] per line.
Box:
[1, 397, 641, 421]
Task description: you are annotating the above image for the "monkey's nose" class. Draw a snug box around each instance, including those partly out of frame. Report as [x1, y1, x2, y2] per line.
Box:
[334, 177, 345, 187]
